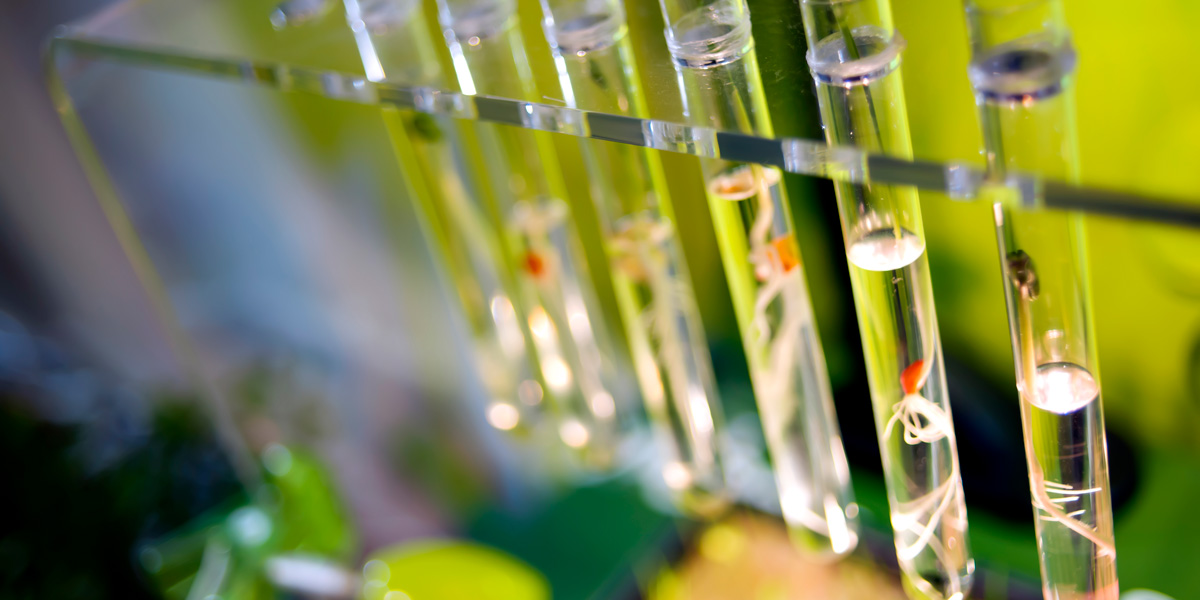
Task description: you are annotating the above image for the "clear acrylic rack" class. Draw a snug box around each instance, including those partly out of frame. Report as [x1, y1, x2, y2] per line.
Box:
[46, 0, 1200, 230]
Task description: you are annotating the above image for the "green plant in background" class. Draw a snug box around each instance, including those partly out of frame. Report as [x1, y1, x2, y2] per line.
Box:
[140, 444, 357, 599]
[133, 361, 359, 599]
[361, 540, 550, 600]
[261, 445, 358, 560]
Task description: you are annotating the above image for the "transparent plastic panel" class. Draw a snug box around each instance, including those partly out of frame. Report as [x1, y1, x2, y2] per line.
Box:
[47, 53, 536, 536]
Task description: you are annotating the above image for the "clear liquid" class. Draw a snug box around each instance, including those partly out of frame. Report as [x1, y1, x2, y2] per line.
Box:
[553, 27, 729, 514]
[380, 109, 545, 434]
[762, 270, 860, 557]
[1023, 363, 1118, 600]
[811, 25, 972, 593]
[846, 228, 972, 599]
[707, 165, 859, 557]
[608, 212, 727, 516]
[671, 27, 858, 552]
[444, 5, 626, 465]
[972, 35, 1117, 600]
[509, 197, 619, 467]
[808, 25, 901, 86]
[356, 5, 550, 437]
[358, 0, 420, 34]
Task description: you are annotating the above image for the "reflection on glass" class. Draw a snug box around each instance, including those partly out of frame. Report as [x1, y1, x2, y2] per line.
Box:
[541, 0, 729, 516]
[661, 0, 860, 556]
[343, 0, 547, 437]
[800, 0, 972, 592]
[434, 0, 626, 466]
[966, 1, 1118, 598]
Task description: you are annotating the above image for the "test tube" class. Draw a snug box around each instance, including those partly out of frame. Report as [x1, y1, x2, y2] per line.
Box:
[799, 0, 973, 594]
[435, 0, 627, 466]
[539, 0, 729, 516]
[342, 0, 544, 436]
[964, 1, 1119, 598]
[660, 0, 860, 556]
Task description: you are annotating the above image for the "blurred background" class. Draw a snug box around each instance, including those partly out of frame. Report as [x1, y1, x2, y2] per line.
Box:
[2, 0, 1198, 598]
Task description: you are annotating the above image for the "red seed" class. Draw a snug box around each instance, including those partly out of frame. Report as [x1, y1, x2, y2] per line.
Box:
[523, 251, 547, 278]
[901, 359, 926, 395]
[772, 234, 800, 273]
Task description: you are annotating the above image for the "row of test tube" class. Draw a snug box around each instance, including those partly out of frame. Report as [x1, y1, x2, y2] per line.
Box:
[290, 0, 1119, 598]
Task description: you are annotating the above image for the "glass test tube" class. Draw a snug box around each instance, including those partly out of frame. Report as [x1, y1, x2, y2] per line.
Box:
[964, 1, 1118, 598]
[799, 0, 973, 593]
[540, 0, 729, 516]
[660, 0, 859, 555]
[436, 0, 625, 466]
[342, 0, 544, 435]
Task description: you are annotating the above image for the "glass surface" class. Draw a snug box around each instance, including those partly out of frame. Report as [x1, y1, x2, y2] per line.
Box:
[661, 0, 860, 557]
[542, 0, 732, 515]
[37, 2, 1200, 598]
[433, 0, 633, 468]
[966, 1, 1119, 598]
[46, 0, 1200, 229]
[800, 0, 972, 595]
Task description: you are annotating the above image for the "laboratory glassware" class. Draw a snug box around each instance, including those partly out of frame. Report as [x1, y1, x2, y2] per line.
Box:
[965, 1, 1119, 597]
[435, 0, 628, 466]
[541, 0, 729, 516]
[800, 0, 974, 593]
[660, 0, 860, 555]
